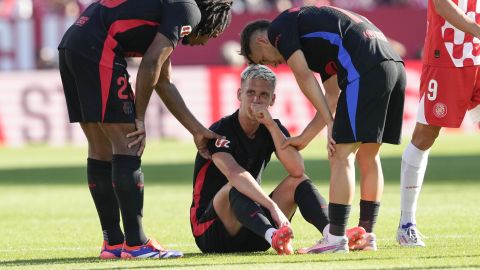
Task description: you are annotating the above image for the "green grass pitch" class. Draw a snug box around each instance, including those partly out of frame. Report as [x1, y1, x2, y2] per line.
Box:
[0, 133, 479, 269]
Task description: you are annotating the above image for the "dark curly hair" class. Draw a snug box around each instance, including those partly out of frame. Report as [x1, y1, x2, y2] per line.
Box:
[195, 0, 233, 36]
[239, 19, 271, 64]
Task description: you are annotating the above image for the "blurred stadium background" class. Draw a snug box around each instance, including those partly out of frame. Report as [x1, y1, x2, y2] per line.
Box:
[0, 0, 478, 148]
[1, 2, 480, 269]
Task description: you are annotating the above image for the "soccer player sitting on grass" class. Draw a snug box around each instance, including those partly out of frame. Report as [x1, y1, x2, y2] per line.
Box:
[190, 65, 364, 254]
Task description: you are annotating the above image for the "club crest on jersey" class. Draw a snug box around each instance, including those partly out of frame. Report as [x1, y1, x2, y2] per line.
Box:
[180, 25, 192, 38]
[325, 61, 338, 76]
[433, 102, 447, 118]
[123, 101, 133, 115]
[215, 138, 230, 148]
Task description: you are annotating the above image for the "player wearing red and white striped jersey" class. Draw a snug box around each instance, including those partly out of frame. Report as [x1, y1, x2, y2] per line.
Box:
[398, 0, 480, 247]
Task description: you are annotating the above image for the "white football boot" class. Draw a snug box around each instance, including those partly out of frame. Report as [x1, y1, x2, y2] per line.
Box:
[397, 223, 426, 247]
[298, 232, 349, 254]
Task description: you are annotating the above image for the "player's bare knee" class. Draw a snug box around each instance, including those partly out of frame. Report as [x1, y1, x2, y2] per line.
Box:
[356, 151, 380, 168]
[288, 167, 305, 179]
[216, 184, 233, 198]
[285, 173, 308, 185]
[330, 151, 355, 167]
[412, 124, 441, 150]
[87, 147, 112, 161]
[275, 175, 309, 199]
[111, 141, 138, 155]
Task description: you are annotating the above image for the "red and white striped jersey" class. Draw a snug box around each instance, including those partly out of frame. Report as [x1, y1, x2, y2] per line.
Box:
[423, 0, 480, 67]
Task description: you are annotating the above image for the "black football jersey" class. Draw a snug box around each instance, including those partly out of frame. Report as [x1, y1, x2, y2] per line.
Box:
[191, 110, 290, 218]
[58, 0, 200, 65]
[268, 6, 403, 88]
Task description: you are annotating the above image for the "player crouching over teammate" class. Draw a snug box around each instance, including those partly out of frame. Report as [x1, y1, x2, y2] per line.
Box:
[189, 65, 365, 255]
[239, 4, 406, 253]
[58, 0, 232, 260]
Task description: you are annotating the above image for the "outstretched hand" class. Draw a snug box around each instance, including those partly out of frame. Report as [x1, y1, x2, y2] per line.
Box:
[126, 119, 146, 156]
[194, 128, 224, 159]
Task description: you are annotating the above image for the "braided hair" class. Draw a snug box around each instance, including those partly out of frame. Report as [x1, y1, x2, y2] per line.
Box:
[195, 0, 232, 36]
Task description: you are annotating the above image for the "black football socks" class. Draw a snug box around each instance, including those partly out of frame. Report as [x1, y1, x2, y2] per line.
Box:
[358, 200, 380, 233]
[112, 154, 148, 246]
[294, 179, 329, 234]
[87, 158, 124, 245]
[229, 187, 274, 238]
[328, 203, 351, 236]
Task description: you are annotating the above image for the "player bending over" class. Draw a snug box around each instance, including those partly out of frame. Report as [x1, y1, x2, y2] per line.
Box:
[240, 5, 406, 252]
[58, 0, 232, 259]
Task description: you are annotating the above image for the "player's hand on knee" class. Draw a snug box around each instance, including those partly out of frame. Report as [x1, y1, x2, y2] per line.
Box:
[326, 122, 336, 157]
[126, 119, 146, 156]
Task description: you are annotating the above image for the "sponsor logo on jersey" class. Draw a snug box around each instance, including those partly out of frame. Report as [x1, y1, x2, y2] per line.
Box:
[362, 29, 387, 42]
[180, 25, 192, 38]
[75, 16, 89, 27]
[433, 102, 447, 118]
[215, 138, 230, 148]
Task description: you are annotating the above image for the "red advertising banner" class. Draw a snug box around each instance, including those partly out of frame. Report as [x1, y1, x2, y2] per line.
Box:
[0, 61, 477, 147]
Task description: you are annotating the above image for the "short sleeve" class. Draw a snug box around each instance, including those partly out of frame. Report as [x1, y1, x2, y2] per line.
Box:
[158, 1, 201, 47]
[268, 11, 301, 62]
[207, 120, 236, 156]
[274, 119, 291, 138]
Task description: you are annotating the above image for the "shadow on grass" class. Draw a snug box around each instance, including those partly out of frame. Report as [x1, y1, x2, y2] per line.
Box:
[0, 257, 104, 267]
[2, 253, 479, 269]
[0, 155, 478, 186]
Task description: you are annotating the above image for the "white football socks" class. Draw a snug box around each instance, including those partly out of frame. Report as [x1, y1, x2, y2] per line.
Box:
[400, 142, 430, 226]
[265, 228, 276, 245]
[326, 231, 346, 243]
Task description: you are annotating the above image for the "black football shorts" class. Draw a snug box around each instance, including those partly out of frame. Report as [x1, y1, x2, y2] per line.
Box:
[333, 60, 406, 144]
[59, 49, 135, 123]
[193, 200, 271, 253]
